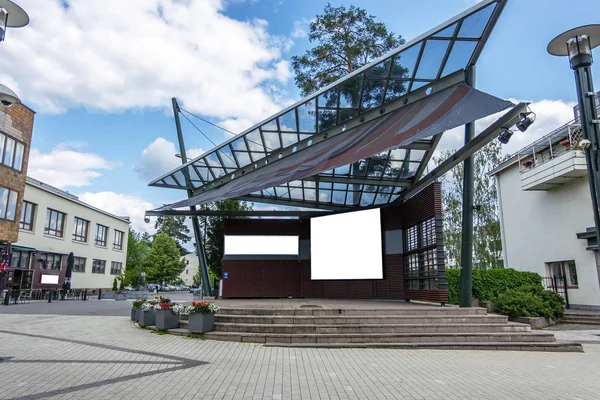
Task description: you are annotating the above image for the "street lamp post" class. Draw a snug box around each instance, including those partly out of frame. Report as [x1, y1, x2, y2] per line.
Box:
[548, 25, 600, 250]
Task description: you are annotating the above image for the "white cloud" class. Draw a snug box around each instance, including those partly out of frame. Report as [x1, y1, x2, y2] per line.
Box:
[133, 137, 204, 182]
[78, 191, 155, 234]
[1, 0, 293, 129]
[432, 98, 577, 166]
[291, 18, 312, 39]
[28, 142, 120, 188]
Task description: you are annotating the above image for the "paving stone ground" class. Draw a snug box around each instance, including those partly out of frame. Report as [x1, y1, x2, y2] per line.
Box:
[1, 301, 600, 399]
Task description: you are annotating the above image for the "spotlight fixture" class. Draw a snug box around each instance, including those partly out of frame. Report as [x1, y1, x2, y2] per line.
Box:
[498, 128, 514, 144]
[516, 112, 536, 132]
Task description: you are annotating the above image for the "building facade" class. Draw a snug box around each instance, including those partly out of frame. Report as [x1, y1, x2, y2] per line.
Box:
[180, 253, 199, 286]
[3, 177, 130, 291]
[491, 116, 600, 310]
[0, 104, 35, 243]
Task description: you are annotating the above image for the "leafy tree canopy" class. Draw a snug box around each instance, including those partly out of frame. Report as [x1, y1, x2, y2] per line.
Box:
[123, 229, 151, 287]
[292, 3, 404, 97]
[142, 232, 186, 284]
[155, 215, 192, 256]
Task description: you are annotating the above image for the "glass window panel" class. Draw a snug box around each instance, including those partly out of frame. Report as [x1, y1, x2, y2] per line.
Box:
[350, 160, 368, 178]
[262, 119, 278, 131]
[263, 188, 276, 197]
[246, 129, 265, 151]
[281, 133, 299, 147]
[13, 142, 24, 171]
[339, 74, 362, 108]
[400, 162, 420, 178]
[360, 192, 375, 206]
[384, 161, 404, 178]
[262, 131, 281, 151]
[384, 80, 408, 103]
[275, 186, 289, 199]
[187, 166, 202, 181]
[415, 39, 450, 79]
[361, 79, 386, 109]
[333, 164, 350, 176]
[333, 183, 348, 191]
[410, 81, 429, 91]
[234, 151, 252, 167]
[410, 149, 426, 161]
[303, 180, 315, 188]
[173, 170, 187, 186]
[458, 3, 495, 38]
[391, 44, 421, 79]
[289, 187, 303, 200]
[304, 188, 316, 201]
[3, 136, 15, 168]
[318, 109, 337, 132]
[345, 191, 360, 205]
[319, 189, 332, 203]
[390, 194, 400, 202]
[332, 190, 346, 204]
[339, 109, 358, 123]
[442, 40, 478, 77]
[375, 192, 390, 205]
[0, 133, 4, 160]
[232, 137, 247, 152]
[0, 186, 7, 219]
[163, 176, 177, 185]
[249, 152, 266, 162]
[195, 166, 213, 181]
[321, 169, 334, 176]
[278, 109, 297, 132]
[318, 181, 332, 189]
[5, 189, 17, 220]
[298, 100, 317, 133]
[363, 184, 379, 193]
[389, 148, 407, 160]
[210, 167, 226, 178]
[205, 153, 222, 168]
[366, 59, 391, 78]
[218, 148, 237, 169]
[318, 87, 339, 108]
[299, 133, 314, 141]
[433, 23, 458, 38]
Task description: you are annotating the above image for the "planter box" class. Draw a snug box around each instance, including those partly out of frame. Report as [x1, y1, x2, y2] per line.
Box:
[510, 316, 557, 329]
[155, 309, 180, 330]
[192, 294, 203, 301]
[138, 310, 156, 327]
[188, 313, 215, 333]
[115, 293, 127, 301]
[130, 308, 138, 321]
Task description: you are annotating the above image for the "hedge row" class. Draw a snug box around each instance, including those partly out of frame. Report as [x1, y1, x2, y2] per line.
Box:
[446, 268, 543, 304]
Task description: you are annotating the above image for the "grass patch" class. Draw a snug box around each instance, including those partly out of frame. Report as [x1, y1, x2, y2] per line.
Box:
[185, 333, 206, 340]
[151, 329, 169, 335]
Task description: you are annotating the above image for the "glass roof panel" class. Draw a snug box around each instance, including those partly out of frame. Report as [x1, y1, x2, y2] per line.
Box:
[187, 166, 202, 182]
[279, 109, 297, 132]
[333, 183, 348, 191]
[360, 192, 375, 206]
[361, 79, 386, 109]
[339, 74, 362, 108]
[366, 59, 391, 78]
[333, 164, 350, 176]
[281, 133, 299, 148]
[263, 119, 278, 131]
[173, 170, 187, 186]
[235, 151, 252, 168]
[415, 39, 451, 79]
[384, 80, 409, 103]
[210, 167, 226, 179]
[231, 137, 247, 152]
[442, 40, 478, 77]
[262, 131, 282, 151]
[246, 129, 264, 152]
[339, 109, 359, 123]
[410, 81, 429, 91]
[304, 188, 316, 201]
[458, 3, 496, 39]
[218, 147, 237, 169]
[332, 190, 346, 204]
[319, 181, 332, 189]
[384, 161, 404, 178]
[195, 165, 213, 182]
[205, 153, 222, 168]
[164, 176, 177, 186]
[290, 186, 303, 200]
[391, 43, 421, 79]
[318, 109, 337, 132]
[346, 191, 360, 206]
[410, 149, 427, 161]
[319, 190, 332, 203]
[318, 87, 339, 108]
[299, 133, 314, 141]
[433, 22, 458, 38]
[298, 100, 317, 133]
[399, 162, 420, 178]
[389, 148, 407, 161]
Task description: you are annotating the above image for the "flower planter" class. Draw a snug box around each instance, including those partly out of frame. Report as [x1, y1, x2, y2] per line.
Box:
[138, 310, 156, 327]
[115, 293, 127, 301]
[155, 309, 180, 330]
[130, 308, 139, 321]
[192, 294, 203, 301]
[188, 313, 215, 333]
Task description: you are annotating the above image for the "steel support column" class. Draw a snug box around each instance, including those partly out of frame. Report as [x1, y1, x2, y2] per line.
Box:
[459, 65, 476, 308]
[172, 98, 212, 297]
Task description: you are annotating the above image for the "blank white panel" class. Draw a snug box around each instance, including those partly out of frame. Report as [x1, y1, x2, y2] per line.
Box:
[225, 235, 299, 255]
[311, 208, 383, 280]
[41, 274, 59, 284]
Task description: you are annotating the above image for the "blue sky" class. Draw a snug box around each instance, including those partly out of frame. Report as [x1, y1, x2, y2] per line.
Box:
[2, 0, 599, 232]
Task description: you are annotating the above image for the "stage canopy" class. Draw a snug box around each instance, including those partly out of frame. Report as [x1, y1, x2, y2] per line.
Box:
[148, 0, 516, 213]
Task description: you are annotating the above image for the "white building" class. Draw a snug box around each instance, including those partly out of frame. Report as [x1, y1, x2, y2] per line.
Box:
[8, 177, 129, 290]
[491, 114, 600, 310]
[180, 253, 199, 286]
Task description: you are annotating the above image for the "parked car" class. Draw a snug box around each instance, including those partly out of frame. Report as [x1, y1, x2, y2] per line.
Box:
[124, 286, 134, 291]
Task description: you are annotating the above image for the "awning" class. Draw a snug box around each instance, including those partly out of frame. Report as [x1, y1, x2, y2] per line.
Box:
[0, 243, 37, 252]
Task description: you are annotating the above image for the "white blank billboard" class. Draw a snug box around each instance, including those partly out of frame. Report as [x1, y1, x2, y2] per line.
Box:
[224, 235, 298, 255]
[41, 274, 59, 284]
[311, 208, 383, 280]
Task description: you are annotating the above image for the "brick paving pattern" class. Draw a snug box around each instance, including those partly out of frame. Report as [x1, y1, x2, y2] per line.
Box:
[1, 307, 600, 399]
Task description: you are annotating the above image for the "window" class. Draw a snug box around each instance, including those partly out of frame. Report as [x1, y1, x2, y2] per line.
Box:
[547, 261, 579, 287]
[92, 259, 106, 274]
[10, 251, 30, 269]
[113, 230, 124, 250]
[0, 186, 18, 221]
[186, 269, 189, 275]
[19, 201, 36, 231]
[73, 217, 89, 242]
[45, 208, 66, 237]
[95, 224, 108, 246]
[73, 257, 86, 273]
[0, 133, 25, 171]
[404, 217, 441, 291]
[110, 261, 122, 275]
[40, 253, 62, 270]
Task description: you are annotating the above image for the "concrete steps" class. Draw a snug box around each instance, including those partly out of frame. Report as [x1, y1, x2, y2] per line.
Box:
[262, 342, 584, 351]
[214, 314, 510, 325]
[563, 310, 600, 325]
[217, 307, 488, 316]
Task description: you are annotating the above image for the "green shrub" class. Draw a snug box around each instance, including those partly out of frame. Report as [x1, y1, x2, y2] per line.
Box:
[112, 277, 118, 291]
[445, 268, 543, 304]
[495, 286, 564, 320]
[119, 279, 125, 291]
